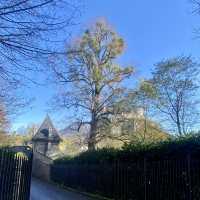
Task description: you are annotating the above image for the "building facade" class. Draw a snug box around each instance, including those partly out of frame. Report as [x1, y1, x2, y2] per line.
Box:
[32, 115, 62, 158]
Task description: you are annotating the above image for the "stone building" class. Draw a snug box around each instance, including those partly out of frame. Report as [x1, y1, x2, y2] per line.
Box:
[32, 115, 61, 158]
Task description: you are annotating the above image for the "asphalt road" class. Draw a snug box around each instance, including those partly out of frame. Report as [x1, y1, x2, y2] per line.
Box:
[30, 178, 94, 200]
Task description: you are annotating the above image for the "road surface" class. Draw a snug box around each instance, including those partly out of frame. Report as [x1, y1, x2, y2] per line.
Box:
[30, 178, 94, 200]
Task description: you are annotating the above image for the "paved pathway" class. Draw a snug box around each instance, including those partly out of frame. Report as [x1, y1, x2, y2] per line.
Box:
[30, 178, 94, 200]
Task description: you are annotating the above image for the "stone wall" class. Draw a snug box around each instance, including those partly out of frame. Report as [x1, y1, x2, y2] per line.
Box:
[32, 151, 53, 182]
[33, 141, 47, 155]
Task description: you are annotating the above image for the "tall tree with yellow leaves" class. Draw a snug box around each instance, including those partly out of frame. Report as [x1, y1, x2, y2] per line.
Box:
[51, 20, 134, 150]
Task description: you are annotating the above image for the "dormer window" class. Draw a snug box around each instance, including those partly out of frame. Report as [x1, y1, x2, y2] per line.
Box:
[41, 129, 49, 137]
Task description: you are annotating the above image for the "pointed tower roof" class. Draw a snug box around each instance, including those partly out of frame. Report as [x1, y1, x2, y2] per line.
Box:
[32, 115, 61, 142]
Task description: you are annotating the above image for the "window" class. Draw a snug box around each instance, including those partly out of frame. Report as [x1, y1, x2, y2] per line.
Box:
[41, 129, 49, 137]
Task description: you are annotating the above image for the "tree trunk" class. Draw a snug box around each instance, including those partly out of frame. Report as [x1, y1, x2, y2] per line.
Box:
[177, 121, 182, 136]
[88, 84, 100, 151]
[176, 112, 182, 136]
[88, 139, 96, 151]
[88, 114, 98, 151]
[88, 127, 97, 151]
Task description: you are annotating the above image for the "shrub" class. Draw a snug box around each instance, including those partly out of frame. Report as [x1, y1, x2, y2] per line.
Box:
[54, 134, 200, 165]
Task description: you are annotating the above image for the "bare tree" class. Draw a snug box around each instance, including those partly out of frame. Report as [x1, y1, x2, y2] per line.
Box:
[150, 56, 200, 136]
[0, 0, 80, 116]
[26, 123, 40, 137]
[190, 0, 200, 37]
[0, 101, 9, 132]
[191, 0, 200, 13]
[50, 20, 133, 150]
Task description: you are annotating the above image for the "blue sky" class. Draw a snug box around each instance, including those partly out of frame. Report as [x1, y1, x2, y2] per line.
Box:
[12, 0, 200, 131]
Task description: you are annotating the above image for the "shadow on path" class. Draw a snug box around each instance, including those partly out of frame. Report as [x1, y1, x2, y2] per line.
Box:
[30, 178, 94, 200]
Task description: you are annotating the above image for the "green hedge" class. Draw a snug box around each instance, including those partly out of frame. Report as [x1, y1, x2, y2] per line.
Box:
[54, 134, 200, 165]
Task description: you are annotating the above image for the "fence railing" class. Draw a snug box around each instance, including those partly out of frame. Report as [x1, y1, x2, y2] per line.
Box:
[114, 156, 200, 200]
[51, 154, 200, 200]
[51, 163, 115, 198]
[0, 146, 33, 200]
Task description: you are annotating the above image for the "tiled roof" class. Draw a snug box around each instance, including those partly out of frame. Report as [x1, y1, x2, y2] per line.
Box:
[32, 115, 61, 142]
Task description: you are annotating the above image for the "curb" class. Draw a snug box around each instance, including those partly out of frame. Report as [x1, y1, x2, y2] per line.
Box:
[51, 181, 113, 200]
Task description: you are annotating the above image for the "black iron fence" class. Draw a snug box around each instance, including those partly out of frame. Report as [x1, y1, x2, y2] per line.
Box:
[0, 146, 33, 200]
[114, 156, 200, 200]
[51, 154, 200, 200]
[51, 163, 115, 198]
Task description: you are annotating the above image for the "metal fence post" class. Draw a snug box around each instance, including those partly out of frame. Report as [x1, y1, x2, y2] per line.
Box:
[0, 147, 33, 200]
[187, 154, 192, 200]
[144, 157, 147, 200]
